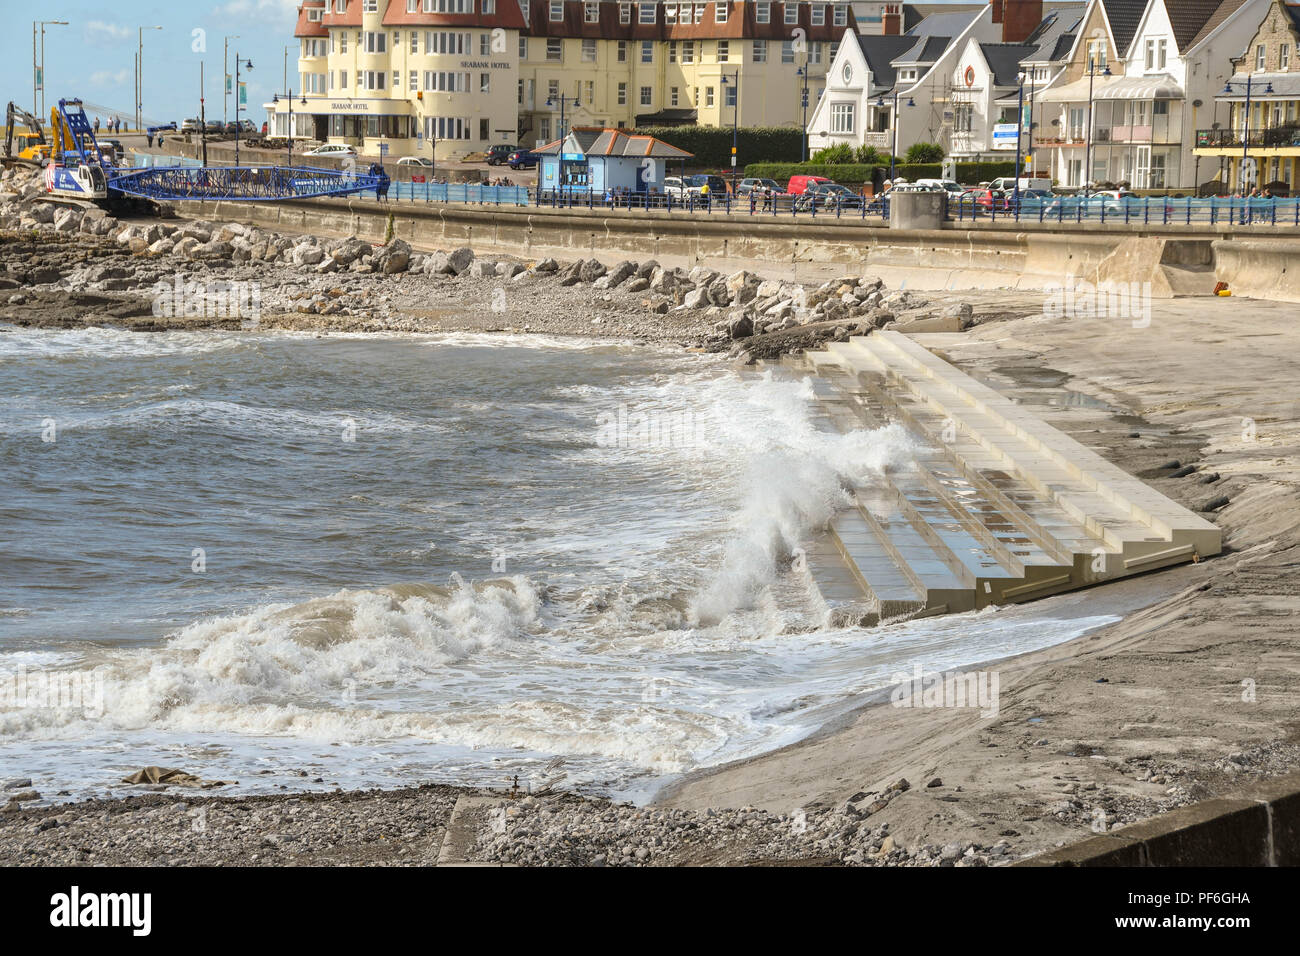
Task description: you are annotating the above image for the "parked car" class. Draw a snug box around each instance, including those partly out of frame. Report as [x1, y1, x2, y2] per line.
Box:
[961, 187, 1013, 212]
[736, 177, 784, 197]
[663, 176, 689, 200]
[787, 174, 833, 195]
[794, 182, 864, 210]
[988, 176, 1053, 193]
[486, 144, 516, 166]
[180, 117, 201, 134]
[396, 156, 433, 167]
[238, 119, 256, 134]
[302, 144, 358, 157]
[205, 120, 223, 134]
[914, 178, 965, 199]
[507, 149, 539, 169]
[684, 173, 729, 197]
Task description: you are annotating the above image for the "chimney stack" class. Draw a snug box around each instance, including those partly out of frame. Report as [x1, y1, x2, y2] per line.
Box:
[999, 0, 1043, 43]
[882, 3, 902, 35]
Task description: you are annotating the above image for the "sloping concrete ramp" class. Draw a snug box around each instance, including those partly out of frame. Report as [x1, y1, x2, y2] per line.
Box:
[793, 331, 1221, 625]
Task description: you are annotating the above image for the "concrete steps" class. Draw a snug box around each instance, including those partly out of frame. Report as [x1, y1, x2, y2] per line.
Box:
[796, 332, 1221, 624]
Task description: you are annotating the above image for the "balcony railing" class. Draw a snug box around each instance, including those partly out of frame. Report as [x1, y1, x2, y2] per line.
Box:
[1196, 126, 1300, 149]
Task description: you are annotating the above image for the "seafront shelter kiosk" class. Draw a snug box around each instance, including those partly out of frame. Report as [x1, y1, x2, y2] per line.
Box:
[535, 127, 693, 197]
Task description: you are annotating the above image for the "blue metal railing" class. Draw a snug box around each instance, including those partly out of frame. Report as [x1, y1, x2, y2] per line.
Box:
[387, 181, 531, 205]
[949, 194, 1300, 227]
[109, 164, 381, 201]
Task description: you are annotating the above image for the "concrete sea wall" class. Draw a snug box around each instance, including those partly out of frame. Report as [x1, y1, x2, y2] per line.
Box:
[185, 196, 1300, 301]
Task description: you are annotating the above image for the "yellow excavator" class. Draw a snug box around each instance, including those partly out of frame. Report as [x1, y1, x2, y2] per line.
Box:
[4, 101, 52, 165]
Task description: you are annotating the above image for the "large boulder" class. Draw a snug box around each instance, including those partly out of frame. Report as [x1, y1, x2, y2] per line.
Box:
[578, 259, 607, 283]
[331, 237, 372, 266]
[292, 242, 325, 266]
[603, 260, 637, 288]
[533, 257, 559, 272]
[446, 246, 475, 274]
[558, 259, 585, 286]
[468, 259, 498, 278]
[376, 238, 412, 274]
[192, 239, 234, 261]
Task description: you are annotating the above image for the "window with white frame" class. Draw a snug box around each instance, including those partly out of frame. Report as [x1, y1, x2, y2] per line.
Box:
[705, 86, 714, 106]
[360, 70, 386, 91]
[340, 32, 347, 53]
[481, 72, 491, 93]
[423, 71, 469, 92]
[641, 40, 654, 62]
[833, 4, 847, 26]
[718, 39, 729, 62]
[585, 1, 599, 21]
[830, 101, 854, 133]
[695, 3, 706, 22]
[784, 3, 797, 25]
[1257, 44, 1266, 71]
[813, 41, 823, 63]
[618, 40, 628, 62]
[364, 0, 377, 10]
[364, 31, 387, 53]
[547, 38, 562, 60]
[483, 0, 495, 11]
[410, 70, 418, 91]
[411, 31, 419, 53]
[337, 0, 347, 12]
[725, 84, 736, 107]
[715, 1, 728, 23]
[781, 40, 795, 63]
[582, 38, 596, 61]
[756, 2, 770, 24]
[425, 32, 469, 54]
[519, 36, 527, 58]
[640, 86, 652, 106]
[670, 86, 679, 106]
[550, 0, 563, 21]
[618, 81, 627, 105]
[479, 32, 490, 55]
[752, 39, 767, 63]
[666, 3, 677, 23]
[422, 0, 469, 10]
[1283, 44, 1292, 71]
[669, 40, 677, 62]
[339, 70, 348, 88]
[620, 3, 631, 24]
[811, 4, 824, 26]
[639, 2, 655, 24]
[683, 40, 694, 63]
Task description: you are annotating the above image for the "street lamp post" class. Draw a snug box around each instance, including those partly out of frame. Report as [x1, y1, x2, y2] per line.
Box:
[137, 26, 163, 132]
[545, 93, 579, 142]
[721, 71, 739, 193]
[1083, 59, 1111, 195]
[33, 21, 69, 117]
[1223, 76, 1274, 193]
[224, 35, 240, 127]
[272, 90, 309, 167]
[1014, 72, 1026, 208]
[796, 65, 810, 162]
[233, 54, 253, 167]
[876, 89, 915, 185]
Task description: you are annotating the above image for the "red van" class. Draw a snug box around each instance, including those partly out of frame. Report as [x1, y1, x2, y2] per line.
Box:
[787, 174, 833, 195]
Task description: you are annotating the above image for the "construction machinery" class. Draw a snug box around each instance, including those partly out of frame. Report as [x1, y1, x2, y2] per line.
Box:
[43, 98, 109, 202]
[4, 102, 51, 166]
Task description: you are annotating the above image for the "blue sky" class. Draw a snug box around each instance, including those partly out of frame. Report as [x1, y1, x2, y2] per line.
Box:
[1, 1, 303, 126]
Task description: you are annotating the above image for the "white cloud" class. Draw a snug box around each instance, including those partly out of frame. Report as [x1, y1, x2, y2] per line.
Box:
[210, 0, 301, 25]
[89, 69, 133, 87]
[84, 21, 132, 44]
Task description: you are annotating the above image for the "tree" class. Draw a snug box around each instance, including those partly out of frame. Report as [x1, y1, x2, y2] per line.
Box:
[905, 142, 945, 164]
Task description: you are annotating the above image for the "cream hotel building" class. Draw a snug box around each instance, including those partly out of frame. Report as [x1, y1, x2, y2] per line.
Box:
[282, 0, 856, 159]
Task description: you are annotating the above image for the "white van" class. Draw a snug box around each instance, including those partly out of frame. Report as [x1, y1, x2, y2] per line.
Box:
[988, 177, 1052, 193]
[915, 178, 965, 198]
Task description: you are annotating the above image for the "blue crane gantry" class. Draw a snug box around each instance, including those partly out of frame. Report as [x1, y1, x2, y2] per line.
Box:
[48, 98, 381, 203]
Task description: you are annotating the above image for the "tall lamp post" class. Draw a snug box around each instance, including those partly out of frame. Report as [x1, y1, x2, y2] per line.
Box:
[233, 54, 253, 167]
[1014, 72, 1026, 208]
[1223, 76, 1273, 193]
[796, 64, 810, 161]
[32, 20, 69, 117]
[223, 35, 240, 126]
[721, 70, 739, 193]
[272, 90, 308, 167]
[876, 89, 915, 185]
[137, 25, 163, 132]
[1083, 59, 1111, 195]
[545, 93, 579, 142]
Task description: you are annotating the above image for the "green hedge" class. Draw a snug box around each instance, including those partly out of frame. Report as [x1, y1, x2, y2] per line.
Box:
[744, 160, 1019, 186]
[633, 126, 804, 167]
